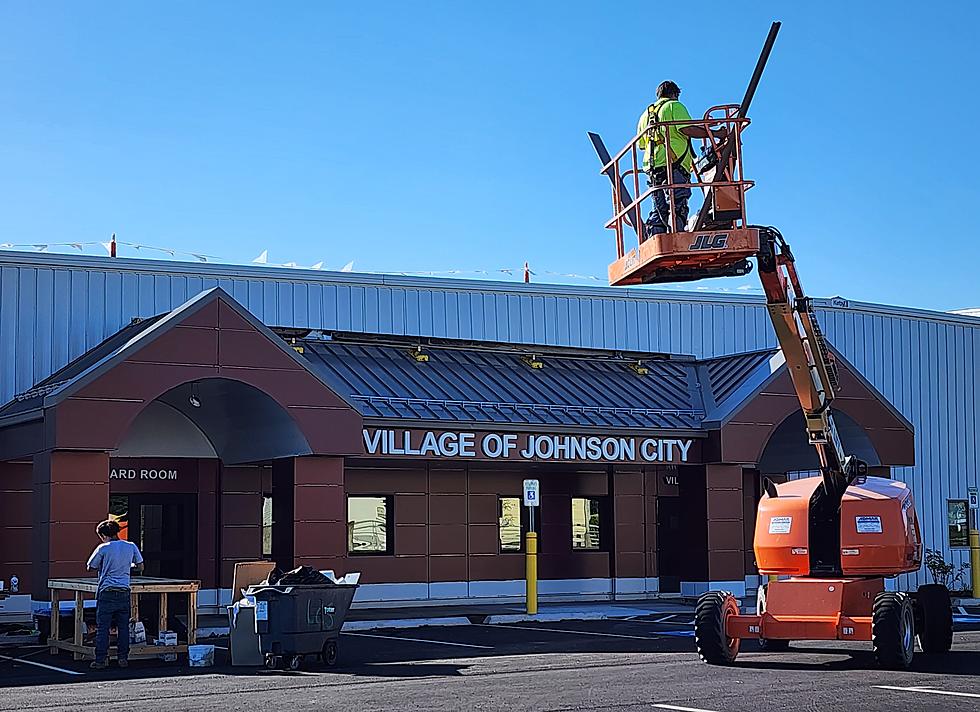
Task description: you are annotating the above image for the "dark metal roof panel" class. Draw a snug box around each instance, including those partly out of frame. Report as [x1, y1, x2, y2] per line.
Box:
[302, 340, 704, 431]
[703, 349, 777, 405]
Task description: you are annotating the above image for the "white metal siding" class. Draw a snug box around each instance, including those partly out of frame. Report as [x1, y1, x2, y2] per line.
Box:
[2, 252, 978, 589]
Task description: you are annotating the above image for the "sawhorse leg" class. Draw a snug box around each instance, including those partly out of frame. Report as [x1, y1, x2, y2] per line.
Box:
[49, 589, 60, 655]
[73, 592, 85, 660]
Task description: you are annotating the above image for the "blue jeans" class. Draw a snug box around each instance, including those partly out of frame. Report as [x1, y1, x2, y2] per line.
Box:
[647, 166, 692, 234]
[95, 588, 131, 662]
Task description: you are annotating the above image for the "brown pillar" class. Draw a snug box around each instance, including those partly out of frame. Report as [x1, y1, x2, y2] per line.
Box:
[272, 456, 346, 574]
[32, 451, 109, 598]
[705, 464, 745, 595]
[612, 468, 646, 598]
[197, 459, 219, 589]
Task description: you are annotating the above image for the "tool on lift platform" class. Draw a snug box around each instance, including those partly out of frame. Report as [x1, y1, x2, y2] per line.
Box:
[588, 20, 952, 671]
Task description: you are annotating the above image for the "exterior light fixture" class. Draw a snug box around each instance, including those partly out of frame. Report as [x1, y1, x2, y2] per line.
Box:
[409, 345, 429, 363]
[189, 383, 202, 408]
[629, 360, 649, 376]
[522, 355, 544, 370]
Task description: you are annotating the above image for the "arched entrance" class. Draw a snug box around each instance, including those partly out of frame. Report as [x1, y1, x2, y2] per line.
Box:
[108, 377, 321, 586]
[758, 409, 882, 476]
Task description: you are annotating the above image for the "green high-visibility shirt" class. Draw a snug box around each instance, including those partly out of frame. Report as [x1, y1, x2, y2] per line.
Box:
[636, 99, 694, 172]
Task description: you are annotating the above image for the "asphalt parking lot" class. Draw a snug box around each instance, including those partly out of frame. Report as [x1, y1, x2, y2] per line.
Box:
[1, 611, 979, 711]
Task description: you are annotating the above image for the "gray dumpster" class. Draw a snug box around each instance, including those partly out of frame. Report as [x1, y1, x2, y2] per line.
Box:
[246, 582, 358, 670]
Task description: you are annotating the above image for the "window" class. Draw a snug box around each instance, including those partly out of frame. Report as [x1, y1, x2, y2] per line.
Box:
[498, 497, 524, 552]
[348, 496, 393, 555]
[262, 494, 273, 558]
[571, 497, 605, 551]
[948, 500, 969, 547]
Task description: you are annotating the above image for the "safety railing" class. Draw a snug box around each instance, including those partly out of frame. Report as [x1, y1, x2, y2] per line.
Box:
[600, 104, 754, 259]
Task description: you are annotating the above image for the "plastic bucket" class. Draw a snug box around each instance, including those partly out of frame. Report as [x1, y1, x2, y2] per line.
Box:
[188, 644, 215, 667]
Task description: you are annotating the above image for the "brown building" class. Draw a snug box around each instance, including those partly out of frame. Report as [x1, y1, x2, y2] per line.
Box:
[0, 288, 914, 611]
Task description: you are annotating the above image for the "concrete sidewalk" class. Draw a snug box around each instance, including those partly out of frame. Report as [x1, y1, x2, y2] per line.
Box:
[340, 600, 696, 631]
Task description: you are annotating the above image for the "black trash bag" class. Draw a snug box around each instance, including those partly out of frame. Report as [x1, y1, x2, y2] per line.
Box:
[267, 565, 332, 586]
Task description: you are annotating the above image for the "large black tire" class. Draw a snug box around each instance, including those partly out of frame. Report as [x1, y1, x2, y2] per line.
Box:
[756, 583, 790, 652]
[872, 591, 915, 670]
[695, 591, 740, 665]
[915, 584, 953, 653]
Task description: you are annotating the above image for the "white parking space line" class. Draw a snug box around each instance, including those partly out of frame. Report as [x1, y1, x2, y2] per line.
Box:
[343, 631, 494, 650]
[874, 686, 980, 699]
[654, 615, 677, 623]
[482, 623, 662, 641]
[653, 704, 721, 712]
[0, 653, 84, 676]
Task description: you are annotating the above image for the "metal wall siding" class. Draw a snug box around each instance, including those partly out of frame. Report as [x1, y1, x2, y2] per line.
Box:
[1, 255, 979, 587]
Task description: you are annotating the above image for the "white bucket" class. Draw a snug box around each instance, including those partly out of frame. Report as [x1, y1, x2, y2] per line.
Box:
[188, 644, 215, 667]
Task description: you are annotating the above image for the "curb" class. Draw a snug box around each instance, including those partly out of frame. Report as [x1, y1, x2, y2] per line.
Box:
[486, 611, 614, 624]
[341, 616, 472, 631]
[485, 608, 680, 625]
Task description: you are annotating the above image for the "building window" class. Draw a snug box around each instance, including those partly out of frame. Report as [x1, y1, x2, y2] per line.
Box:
[948, 500, 969, 547]
[262, 494, 273, 558]
[499, 497, 524, 552]
[571, 497, 605, 551]
[348, 496, 393, 555]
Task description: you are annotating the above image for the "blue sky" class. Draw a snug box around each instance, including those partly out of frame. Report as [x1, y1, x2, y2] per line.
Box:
[0, 2, 976, 311]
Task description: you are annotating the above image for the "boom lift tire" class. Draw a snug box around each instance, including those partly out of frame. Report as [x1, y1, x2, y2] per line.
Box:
[755, 583, 790, 651]
[914, 584, 953, 653]
[695, 591, 740, 665]
[872, 591, 915, 670]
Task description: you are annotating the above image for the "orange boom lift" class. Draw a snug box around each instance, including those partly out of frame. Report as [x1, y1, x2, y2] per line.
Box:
[589, 22, 952, 670]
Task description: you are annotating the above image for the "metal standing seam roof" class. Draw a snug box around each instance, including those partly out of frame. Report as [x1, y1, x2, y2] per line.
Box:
[300, 340, 706, 431]
[702, 349, 777, 406]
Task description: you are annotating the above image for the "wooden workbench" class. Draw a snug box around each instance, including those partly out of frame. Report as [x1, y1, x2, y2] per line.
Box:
[47, 577, 200, 661]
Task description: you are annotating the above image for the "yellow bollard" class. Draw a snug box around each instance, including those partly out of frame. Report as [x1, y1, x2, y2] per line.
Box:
[970, 527, 980, 599]
[525, 531, 538, 615]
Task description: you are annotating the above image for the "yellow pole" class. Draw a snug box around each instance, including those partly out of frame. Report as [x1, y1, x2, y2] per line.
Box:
[970, 526, 980, 599]
[525, 531, 538, 615]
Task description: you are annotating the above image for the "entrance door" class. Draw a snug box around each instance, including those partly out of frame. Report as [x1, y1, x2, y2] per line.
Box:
[657, 496, 684, 593]
[109, 494, 198, 580]
[130, 494, 198, 579]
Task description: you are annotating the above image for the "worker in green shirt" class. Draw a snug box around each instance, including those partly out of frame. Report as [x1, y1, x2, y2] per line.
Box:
[637, 81, 726, 235]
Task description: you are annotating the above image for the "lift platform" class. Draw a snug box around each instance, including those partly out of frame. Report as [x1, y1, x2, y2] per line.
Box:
[589, 104, 757, 286]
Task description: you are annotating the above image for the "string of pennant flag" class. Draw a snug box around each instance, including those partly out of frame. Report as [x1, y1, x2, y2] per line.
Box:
[0, 238, 761, 290]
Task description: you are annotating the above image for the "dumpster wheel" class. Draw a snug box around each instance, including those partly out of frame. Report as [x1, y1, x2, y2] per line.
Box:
[322, 639, 339, 667]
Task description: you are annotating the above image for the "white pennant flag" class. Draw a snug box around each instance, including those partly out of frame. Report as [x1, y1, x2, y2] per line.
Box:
[310, 261, 323, 270]
[253, 250, 268, 264]
[340, 261, 354, 272]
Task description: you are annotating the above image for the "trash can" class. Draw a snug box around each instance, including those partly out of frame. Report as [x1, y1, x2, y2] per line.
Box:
[227, 604, 263, 666]
[246, 583, 358, 670]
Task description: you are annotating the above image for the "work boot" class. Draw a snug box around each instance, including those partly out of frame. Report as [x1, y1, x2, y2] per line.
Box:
[117, 659, 129, 668]
[89, 659, 108, 670]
